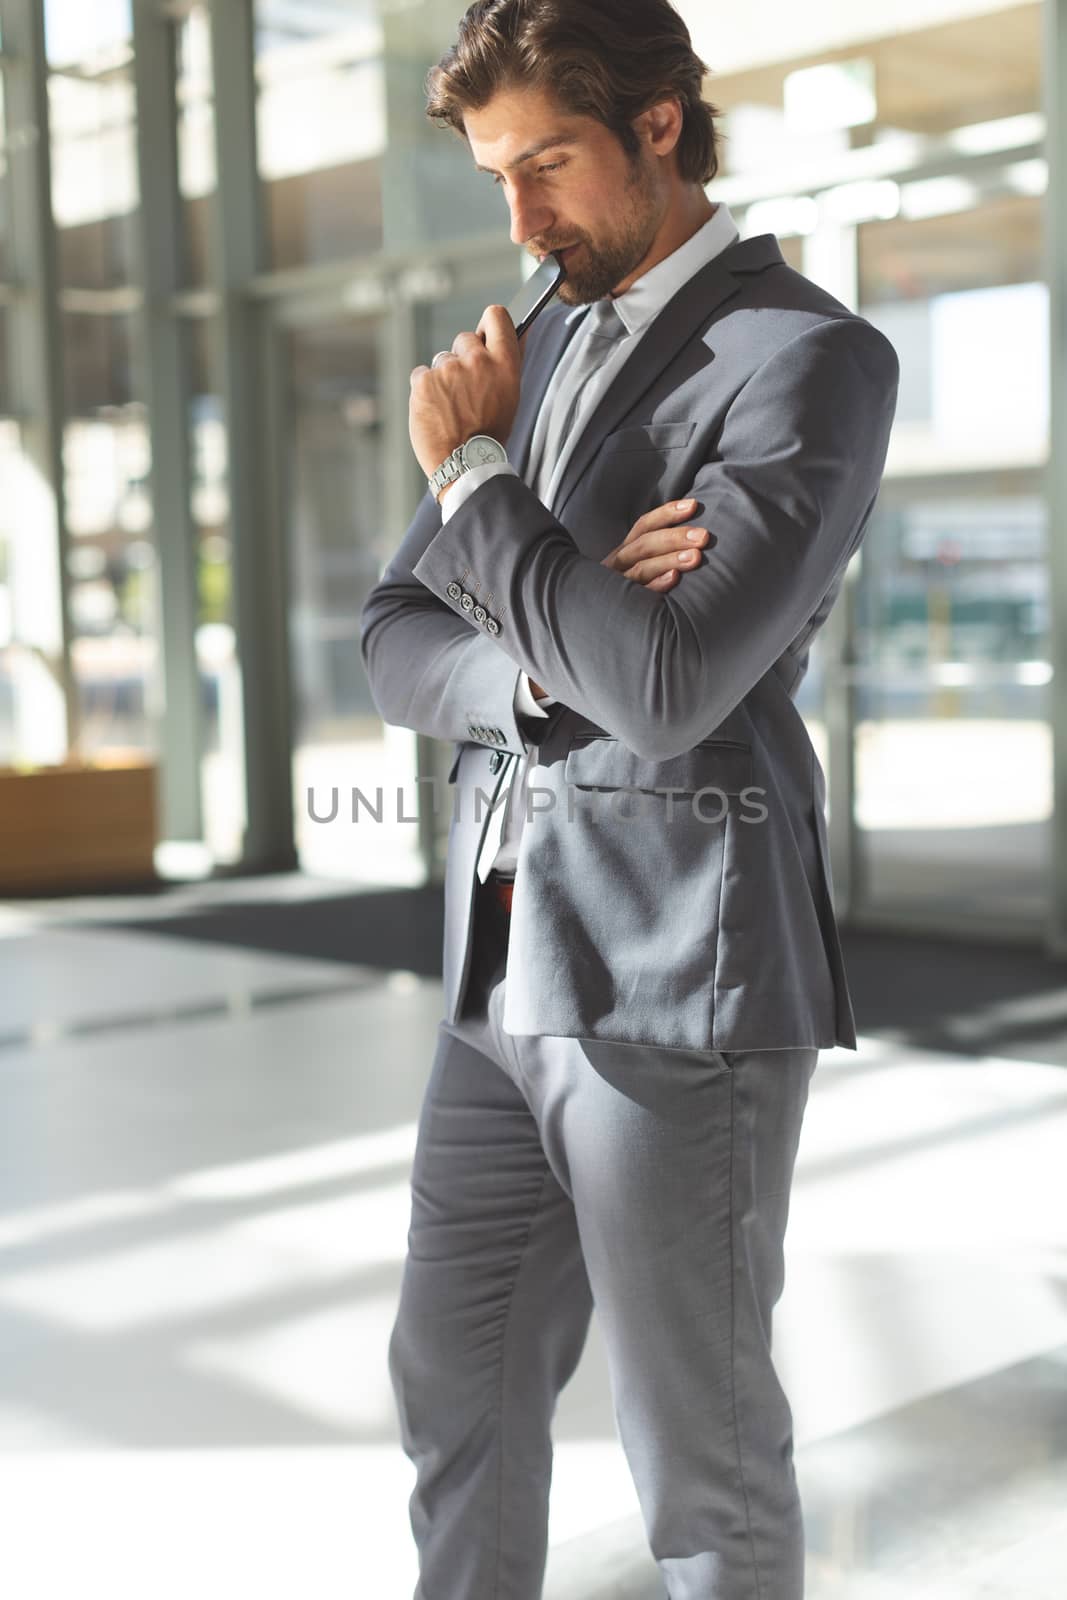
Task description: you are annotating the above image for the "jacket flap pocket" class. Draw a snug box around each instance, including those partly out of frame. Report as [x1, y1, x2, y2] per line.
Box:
[601, 421, 696, 454]
[563, 737, 753, 795]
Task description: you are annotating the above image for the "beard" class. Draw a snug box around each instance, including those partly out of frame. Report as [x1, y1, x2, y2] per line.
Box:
[554, 150, 665, 305]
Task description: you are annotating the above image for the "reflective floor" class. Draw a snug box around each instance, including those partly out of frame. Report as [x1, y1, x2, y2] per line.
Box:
[0, 881, 1064, 1599]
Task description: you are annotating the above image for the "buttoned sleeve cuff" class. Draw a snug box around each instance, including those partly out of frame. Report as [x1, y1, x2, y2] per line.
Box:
[514, 672, 557, 718]
[439, 461, 520, 522]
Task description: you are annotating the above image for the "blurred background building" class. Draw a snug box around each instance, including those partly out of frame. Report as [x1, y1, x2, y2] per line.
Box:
[1, 0, 1065, 949]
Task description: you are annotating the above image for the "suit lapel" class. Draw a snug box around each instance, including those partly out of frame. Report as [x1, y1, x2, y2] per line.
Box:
[552, 233, 784, 519]
[505, 302, 591, 481]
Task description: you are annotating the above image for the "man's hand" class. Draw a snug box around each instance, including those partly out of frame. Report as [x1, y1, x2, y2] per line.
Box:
[602, 498, 712, 590]
[527, 499, 711, 698]
[409, 305, 521, 481]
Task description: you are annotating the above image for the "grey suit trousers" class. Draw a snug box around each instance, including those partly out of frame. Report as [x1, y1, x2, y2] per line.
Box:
[388, 879, 818, 1600]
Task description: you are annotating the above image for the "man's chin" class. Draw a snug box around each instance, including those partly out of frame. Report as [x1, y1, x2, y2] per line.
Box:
[559, 274, 614, 306]
[557, 247, 644, 305]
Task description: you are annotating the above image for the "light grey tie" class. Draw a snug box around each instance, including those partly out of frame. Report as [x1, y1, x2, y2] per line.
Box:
[474, 299, 629, 886]
[535, 297, 628, 501]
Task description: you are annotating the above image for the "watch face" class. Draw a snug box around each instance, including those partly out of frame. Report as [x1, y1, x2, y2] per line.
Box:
[464, 436, 506, 467]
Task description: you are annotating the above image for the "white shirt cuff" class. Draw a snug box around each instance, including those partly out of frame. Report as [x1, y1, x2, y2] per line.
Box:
[438, 461, 519, 521]
[514, 672, 556, 718]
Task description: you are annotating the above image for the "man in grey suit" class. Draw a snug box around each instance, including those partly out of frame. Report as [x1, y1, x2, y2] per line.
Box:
[360, 2, 899, 1595]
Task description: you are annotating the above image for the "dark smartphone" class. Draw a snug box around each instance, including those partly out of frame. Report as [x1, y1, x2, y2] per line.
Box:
[507, 254, 568, 338]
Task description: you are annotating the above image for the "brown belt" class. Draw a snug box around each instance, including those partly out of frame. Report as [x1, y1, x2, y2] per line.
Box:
[487, 873, 514, 914]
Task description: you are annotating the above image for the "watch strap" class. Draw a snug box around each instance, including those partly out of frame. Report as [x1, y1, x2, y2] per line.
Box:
[428, 436, 508, 498]
[429, 447, 465, 497]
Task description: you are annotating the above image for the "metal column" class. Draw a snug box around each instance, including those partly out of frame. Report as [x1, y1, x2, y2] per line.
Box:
[207, 0, 297, 872]
[131, 0, 203, 841]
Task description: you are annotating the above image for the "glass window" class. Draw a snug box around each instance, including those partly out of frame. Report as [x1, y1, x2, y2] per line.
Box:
[852, 488, 1050, 926]
[60, 315, 155, 760]
[48, 54, 139, 290]
[853, 190, 1049, 928]
[61, 309, 136, 413]
[282, 314, 423, 883]
[0, 41, 68, 769]
[0, 418, 17, 765]
[710, 5, 1040, 175]
[860, 199, 1047, 471]
[186, 319, 231, 632]
[176, 4, 215, 287]
[254, 0, 385, 268]
[44, 0, 132, 70]
[0, 411, 71, 770]
[184, 316, 244, 864]
[708, 7, 1041, 254]
[42, 5, 157, 762]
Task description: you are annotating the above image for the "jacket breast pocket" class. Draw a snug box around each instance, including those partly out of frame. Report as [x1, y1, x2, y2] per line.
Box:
[582, 423, 701, 557]
[600, 421, 697, 455]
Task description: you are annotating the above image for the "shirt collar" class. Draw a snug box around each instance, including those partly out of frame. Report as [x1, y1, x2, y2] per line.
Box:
[559, 203, 741, 337]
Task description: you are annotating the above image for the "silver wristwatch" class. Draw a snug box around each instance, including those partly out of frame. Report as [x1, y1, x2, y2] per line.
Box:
[429, 435, 509, 498]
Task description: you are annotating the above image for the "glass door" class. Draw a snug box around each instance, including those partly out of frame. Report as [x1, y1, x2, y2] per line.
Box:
[845, 195, 1052, 935]
[850, 477, 1050, 929]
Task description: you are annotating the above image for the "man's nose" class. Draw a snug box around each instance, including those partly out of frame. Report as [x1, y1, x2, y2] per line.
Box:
[507, 187, 553, 249]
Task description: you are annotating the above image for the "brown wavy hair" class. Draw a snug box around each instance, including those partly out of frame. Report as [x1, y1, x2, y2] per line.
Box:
[425, 0, 724, 185]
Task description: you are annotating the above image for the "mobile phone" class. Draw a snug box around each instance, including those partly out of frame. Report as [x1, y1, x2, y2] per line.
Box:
[507, 254, 568, 338]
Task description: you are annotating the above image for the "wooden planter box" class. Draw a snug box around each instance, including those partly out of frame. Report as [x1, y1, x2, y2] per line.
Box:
[0, 754, 159, 894]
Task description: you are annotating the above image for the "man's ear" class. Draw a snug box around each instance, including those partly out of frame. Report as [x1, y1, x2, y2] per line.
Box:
[634, 97, 684, 160]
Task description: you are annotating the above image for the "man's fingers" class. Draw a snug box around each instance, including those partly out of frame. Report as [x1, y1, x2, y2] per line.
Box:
[479, 303, 519, 358]
[603, 543, 705, 585]
[601, 497, 708, 589]
[452, 330, 486, 359]
[626, 549, 704, 584]
[623, 498, 699, 544]
[437, 312, 518, 367]
[613, 527, 709, 572]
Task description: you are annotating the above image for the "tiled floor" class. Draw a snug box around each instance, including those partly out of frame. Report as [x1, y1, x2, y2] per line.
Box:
[0, 886, 1064, 1599]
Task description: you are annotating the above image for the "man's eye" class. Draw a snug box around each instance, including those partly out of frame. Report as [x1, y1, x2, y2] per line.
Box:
[492, 160, 567, 186]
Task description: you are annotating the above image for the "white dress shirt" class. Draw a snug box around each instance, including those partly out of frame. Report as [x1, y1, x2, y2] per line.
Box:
[440, 201, 740, 876]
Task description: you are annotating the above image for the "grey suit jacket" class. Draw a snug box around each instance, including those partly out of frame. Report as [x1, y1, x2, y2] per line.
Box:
[359, 232, 900, 1053]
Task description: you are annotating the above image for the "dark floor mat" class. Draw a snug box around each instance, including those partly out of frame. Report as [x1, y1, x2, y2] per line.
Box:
[83, 886, 1067, 1067]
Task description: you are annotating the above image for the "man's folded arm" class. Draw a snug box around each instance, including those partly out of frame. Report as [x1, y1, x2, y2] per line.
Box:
[410, 317, 900, 762]
[359, 483, 546, 757]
